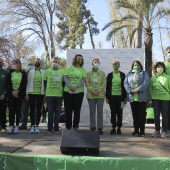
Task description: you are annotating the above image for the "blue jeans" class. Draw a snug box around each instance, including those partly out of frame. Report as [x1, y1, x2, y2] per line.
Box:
[46, 96, 62, 131]
[152, 99, 169, 132]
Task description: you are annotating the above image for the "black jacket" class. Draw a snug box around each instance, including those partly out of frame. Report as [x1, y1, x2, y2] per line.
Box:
[106, 71, 126, 102]
[6, 69, 27, 96]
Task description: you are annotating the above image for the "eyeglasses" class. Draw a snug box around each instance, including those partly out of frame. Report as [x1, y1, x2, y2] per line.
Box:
[28, 64, 33, 66]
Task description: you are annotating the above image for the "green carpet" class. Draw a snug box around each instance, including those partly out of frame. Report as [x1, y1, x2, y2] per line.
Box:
[0, 152, 170, 170]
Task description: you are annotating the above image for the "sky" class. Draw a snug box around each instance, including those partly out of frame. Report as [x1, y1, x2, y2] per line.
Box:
[59, 0, 170, 61]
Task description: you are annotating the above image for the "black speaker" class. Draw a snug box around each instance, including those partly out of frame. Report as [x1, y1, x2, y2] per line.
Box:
[60, 130, 100, 155]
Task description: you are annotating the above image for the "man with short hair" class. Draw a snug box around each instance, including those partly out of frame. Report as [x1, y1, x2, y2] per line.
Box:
[0, 58, 9, 133]
[164, 46, 170, 130]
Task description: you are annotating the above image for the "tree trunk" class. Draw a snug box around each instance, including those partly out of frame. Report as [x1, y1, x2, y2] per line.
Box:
[42, 37, 50, 62]
[144, 27, 153, 77]
[135, 20, 143, 48]
[87, 20, 95, 49]
[135, 11, 143, 48]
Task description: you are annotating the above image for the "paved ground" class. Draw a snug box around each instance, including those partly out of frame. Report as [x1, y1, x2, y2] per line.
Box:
[0, 123, 170, 157]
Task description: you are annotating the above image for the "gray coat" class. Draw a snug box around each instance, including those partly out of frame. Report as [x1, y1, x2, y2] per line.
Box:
[124, 70, 151, 102]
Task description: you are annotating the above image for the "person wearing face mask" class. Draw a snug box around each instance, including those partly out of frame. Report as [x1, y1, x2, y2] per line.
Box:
[63, 54, 86, 130]
[19, 61, 34, 130]
[26, 58, 45, 133]
[0, 58, 9, 133]
[6, 59, 27, 134]
[85, 58, 106, 134]
[44, 57, 63, 133]
[124, 60, 151, 137]
[106, 60, 126, 135]
[164, 46, 170, 130]
[150, 62, 170, 138]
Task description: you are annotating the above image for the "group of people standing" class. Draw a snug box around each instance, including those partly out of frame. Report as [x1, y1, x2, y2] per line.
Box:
[0, 47, 170, 138]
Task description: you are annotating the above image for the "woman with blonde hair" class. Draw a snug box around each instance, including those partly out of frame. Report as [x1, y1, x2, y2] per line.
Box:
[86, 58, 106, 134]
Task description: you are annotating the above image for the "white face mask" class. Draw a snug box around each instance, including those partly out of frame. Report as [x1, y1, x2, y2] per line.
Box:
[52, 63, 58, 69]
[167, 53, 170, 59]
[93, 63, 99, 69]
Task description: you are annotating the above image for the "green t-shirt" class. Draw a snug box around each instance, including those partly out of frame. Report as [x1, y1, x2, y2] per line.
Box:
[64, 66, 86, 93]
[29, 70, 42, 94]
[132, 73, 139, 101]
[149, 74, 170, 100]
[111, 73, 121, 96]
[11, 71, 22, 90]
[44, 68, 63, 97]
[92, 72, 104, 99]
[133, 81, 139, 101]
[164, 61, 170, 75]
[92, 72, 99, 91]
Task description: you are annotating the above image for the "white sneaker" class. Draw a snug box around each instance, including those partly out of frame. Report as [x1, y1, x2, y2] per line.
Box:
[13, 126, 19, 134]
[30, 127, 35, 134]
[35, 127, 40, 133]
[161, 131, 167, 138]
[7, 126, 13, 134]
[151, 131, 160, 137]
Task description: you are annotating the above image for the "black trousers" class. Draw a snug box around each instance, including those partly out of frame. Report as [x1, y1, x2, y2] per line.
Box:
[28, 94, 44, 126]
[0, 99, 7, 129]
[130, 101, 146, 133]
[109, 96, 122, 128]
[63, 92, 84, 129]
[8, 95, 25, 127]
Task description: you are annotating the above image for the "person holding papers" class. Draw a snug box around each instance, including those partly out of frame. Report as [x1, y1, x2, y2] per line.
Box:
[63, 54, 86, 130]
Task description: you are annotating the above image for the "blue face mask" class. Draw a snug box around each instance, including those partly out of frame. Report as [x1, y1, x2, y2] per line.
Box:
[93, 63, 99, 69]
[0, 63, 3, 69]
[28, 65, 34, 70]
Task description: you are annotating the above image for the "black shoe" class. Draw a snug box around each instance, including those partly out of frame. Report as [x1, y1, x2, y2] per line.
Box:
[139, 132, 145, 137]
[98, 129, 104, 135]
[110, 128, 116, 135]
[19, 125, 27, 130]
[132, 131, 139, 136]
[117, 128, 122, 135]
[73, 127, 78, 130]
[90, 127, 96, 131]
[46, 129, 52, 133]
[54, 129, 60, 134]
